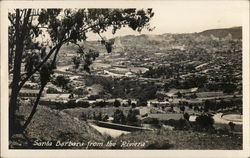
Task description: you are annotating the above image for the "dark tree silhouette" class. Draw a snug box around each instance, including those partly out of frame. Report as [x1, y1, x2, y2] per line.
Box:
[113, 99, 121, 107]
[113, 109, 126, 124]
[183, 113, 190, 121]
[55, 75, 70, 91]
[195, 114, 214, 130]
[228, 122, 235, 131]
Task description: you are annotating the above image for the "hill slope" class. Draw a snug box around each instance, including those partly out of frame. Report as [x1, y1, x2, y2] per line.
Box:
[198, 26, 242, 39]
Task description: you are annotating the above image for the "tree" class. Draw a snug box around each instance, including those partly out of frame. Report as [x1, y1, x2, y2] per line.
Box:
[93, 112, 97, 120]
[8, 8, 154, 138]
[195, 114, 214, 130]
[180, 106, 185, 113]
[137, 98, 147, 107]
[72, 56, 81, 69]
[97, 112, 103, 121]
[126, 109, 139, 126]
[127, 99, 132, 106]
[55, 75, 70, 91]
[194, 106, 199, 112]
[190, 93, 197, 99]
[228, 122, 235, 131]
[204, 100, 212, 112]
[131, 103, 136, 108]
[176, 91, 182, 98]
[113, 109, 126, 124]
[175, 118, 191, 130]
[183, 113, 190, 121]
[113, 99, 121, 107]
[81, 112, 87, 121]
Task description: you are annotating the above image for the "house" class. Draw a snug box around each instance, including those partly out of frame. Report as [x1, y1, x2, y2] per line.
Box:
[147, 100, 170, 107]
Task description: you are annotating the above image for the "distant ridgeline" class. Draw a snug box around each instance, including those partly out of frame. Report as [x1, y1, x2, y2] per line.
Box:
[108, 26, 242, 53]
[198, 26, 242, 40]
[56, 26, 242, 61]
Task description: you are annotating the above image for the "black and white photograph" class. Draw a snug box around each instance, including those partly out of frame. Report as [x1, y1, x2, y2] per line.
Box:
[1, 0, 250, 157]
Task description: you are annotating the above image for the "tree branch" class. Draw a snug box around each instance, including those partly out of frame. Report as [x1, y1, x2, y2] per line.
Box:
[18, 38, 69, 91]
[21, 84, 46, 132]
[18, 45, 57, 90]
[8, 15, 15, 26]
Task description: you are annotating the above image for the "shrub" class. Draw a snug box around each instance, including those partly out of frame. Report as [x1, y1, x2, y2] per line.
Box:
[183, 113, 190, 121]
[113, 100, 121, 107]
[113, 109, 126, 124]
[131, 103, 136, 108]
[137, 99, 147, 107]
[46, 87, 60, 93]
[195, 114, 214, 130]
[95, 101, 107, 108]
[88, 95, 100, 100]
[228, 122, 235, 131]
[76, 101, 90, 108]
[73, 88, 88, 95]
[80, 113, 87, 121]
[175, 118, 191, 130]
[66, 100, 77, 108]
[126, 109, 139, 126]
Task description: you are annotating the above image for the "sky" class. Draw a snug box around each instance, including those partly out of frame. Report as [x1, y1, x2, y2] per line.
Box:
[87, 1, 247, 40]
[30, 1, 248, 42]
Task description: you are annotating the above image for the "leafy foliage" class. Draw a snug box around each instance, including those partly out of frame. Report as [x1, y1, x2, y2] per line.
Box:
[126, 109, 139, 126]
[40, 62, 53, 86]
[195, 114, 214, 130]
[72, 56, 81, 69]
[54, 75, 70, 90]
[113, 109, 126, 124]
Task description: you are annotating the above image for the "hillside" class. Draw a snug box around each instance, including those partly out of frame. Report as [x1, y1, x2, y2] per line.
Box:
[110, 26, 242, 53]
[199, 26, 242, 39]
[10, 103, 105, 149]
[11, 103, 242, 149]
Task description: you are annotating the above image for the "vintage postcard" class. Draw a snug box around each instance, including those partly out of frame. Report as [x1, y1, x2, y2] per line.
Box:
[1, 0, 250, 158]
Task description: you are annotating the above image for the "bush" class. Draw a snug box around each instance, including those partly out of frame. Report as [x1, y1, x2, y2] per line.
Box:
[183, 113, 190, 121]
[76, 101, 90, 108]
[66, 100, 77, 108]
[126, 109, 139, 126]
[228, 122, 235, 131]
[131, 103, 136, 108]
[95, 101, 107, 108]
[137, 99, 147, 107]
[88, 95, 100, 100]
[113, 109, 126, 124]
[55, 75, 70, 90]
[73, 88, 88, 95]
[113, 100, 121, 107]
[46, 87, 60, 93]
[175, 118, 191, 130]
[80, 113, 87, 121]
[195, 114, 214, 130]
